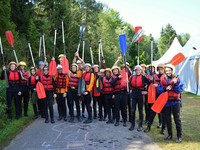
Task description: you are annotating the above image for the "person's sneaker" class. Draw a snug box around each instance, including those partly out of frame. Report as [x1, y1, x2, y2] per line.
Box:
[160, 129, 165, 135]
[99, 118, 103, 121]
[123, 122, 127, 127]
[34, 115, 39, 119]
[144, 126, 150, 133]
[157, 123, 162, 128]
[77, 117, 82, 122]
[82, 114, 86, 118]
[69, 117, 74, 123]
[103, 118, 106, 121]
[45, 118, 49, 123]
[106, 120, 112, 124]
[57, 116, 62, 121]
[114, 122, 119, 126]
[137, 126, 143, 132]
[164, 135, 173, 140]
[63, 117, 67, 121]
[51, 119, 55, 123]
[83, 119, 92, 124]
[176, 137, 182, 143]
[129, 125, 135, 131]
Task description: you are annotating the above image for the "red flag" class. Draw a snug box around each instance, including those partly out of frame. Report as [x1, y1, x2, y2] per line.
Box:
[135, 26, 142, 43]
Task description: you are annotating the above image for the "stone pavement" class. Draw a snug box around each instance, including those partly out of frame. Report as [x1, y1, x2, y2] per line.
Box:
[4, 105, 162, 150]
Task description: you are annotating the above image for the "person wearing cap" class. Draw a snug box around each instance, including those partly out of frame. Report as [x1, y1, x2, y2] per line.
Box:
[37, 61, 45, 76]
[110, 66, 127, 127]
[82, 63, 94, 123]
[1, 61, 22, 119]
[67, 63, 82, 122]
[129, 65, 150, 132]
[18, 61, 30, 117]
[157, 64, 184, 143]
[55, 64, 68, 122]
[28, 67, 39, 119]
[102, 68, 114, 123]
[40, 66, 56, 123]
[145, 64, 160, 125]
[144, 63, 166, 134]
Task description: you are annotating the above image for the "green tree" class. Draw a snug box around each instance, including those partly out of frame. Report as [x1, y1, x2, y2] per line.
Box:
[177, 33, 190, 46]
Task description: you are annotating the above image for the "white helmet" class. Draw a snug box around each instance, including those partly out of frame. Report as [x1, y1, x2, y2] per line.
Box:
[84, 63, 91, 68]
[56, 64, 62, 70]
[134, 65, 142, 71]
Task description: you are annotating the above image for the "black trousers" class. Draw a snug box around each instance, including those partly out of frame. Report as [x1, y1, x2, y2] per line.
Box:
[163, 103, 182, 137]
[67, 89, 80, 117]
[93, 96, 98, 117]
[131, 91, 143, 127]
[56, 93, 67, 118]
[93, 96, 103, 119]
[43, 91, 54, 119]
[83, 93, 92, 119]
[127, 93, 131, 121]
[114, 92, 127, 122]
[144, 95, 149, 121]
[19, 87, 29, 116]
[6, 90, 20, 118]
[104, 94, 114, 121]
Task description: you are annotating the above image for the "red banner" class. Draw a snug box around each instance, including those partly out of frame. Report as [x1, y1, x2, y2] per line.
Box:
[135, 26, 142, 43]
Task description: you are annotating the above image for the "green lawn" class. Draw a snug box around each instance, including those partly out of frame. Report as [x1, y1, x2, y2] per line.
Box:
[0, 105, 34, 149]
[146, 93, 200, 150]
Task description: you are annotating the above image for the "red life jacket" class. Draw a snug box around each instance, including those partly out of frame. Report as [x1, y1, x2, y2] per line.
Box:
[55, 74, 66, 88]
[146, 74, 159, 84]
[21, 71, 29, 86]
[68, 72, 79, 88]
[93, 74, 101, 97]
[102, 76, 113, 94]
[83, 72, 91, 85]
[112, 75, 126, 92]
[40, 75, 54, 91]
[8, 70, 20, 84]
[130, 75, 143, 88]
[161, 77, 180, 100]
[30, 75, 37, 88]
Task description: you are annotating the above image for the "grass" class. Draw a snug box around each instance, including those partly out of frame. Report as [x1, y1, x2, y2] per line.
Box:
[0, 104, 34, 149]
[146, 93, 200, 150]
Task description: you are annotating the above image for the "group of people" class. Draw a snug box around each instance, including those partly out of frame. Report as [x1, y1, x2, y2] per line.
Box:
[1, 52, 184, 143]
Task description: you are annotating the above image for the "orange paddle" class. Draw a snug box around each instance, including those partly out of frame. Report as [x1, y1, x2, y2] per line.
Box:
[148, 83, 156, 103]
[36, 81, 46, 99]
[151, 91, 168, 113]
[169, 53, 185, 66]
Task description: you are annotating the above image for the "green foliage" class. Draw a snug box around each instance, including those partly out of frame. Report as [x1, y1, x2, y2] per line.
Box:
[157, 24, 177, 58]
[177, 33, 190, 46]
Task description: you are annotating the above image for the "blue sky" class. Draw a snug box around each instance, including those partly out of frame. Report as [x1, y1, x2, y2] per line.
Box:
[98, 0, 200, 39]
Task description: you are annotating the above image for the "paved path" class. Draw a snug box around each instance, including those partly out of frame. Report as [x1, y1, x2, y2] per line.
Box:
[4, 109, 162, 150]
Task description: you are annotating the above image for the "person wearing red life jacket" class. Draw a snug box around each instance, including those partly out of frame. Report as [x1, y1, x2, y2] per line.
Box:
[82, 63, 94, 124]
[55, 65, 68, 122]
[110, 66, 127, 127]
[67, 63, 82, 122]
[28, 67, 39, 119]
[157, 64, 184, 143]
[102, 68, 114, 123]
[40, 66, 56, 123]
[1, 61, 22, 119]
[144, 63, 167, 134]
[37, 61, 44, 76]
[92, 64, 100, 120]
[18, 61, 30, 117]
[129, 65, 150, 132]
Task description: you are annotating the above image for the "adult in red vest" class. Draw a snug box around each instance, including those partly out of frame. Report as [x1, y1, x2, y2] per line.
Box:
[40, 66, 56, 123]
[28, 67, 39, 119]
[102, 68, 114, 123]
[157, 64, 184, 143]
[67, 63, 82, 122]
[18, 61, 30, 117]
[55, 65, 67, 122]
[144, 63, 166, 133]
[82, 63, 94, 124]
[92, 65, 100, 120]
[129, 65, 150, 132]
[111, 66, 127, 127]
[1, 61, 22, 119]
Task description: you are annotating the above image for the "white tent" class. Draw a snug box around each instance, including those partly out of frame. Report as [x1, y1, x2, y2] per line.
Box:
[175, 32, 200, 95]
[153, 37, 182, 66]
